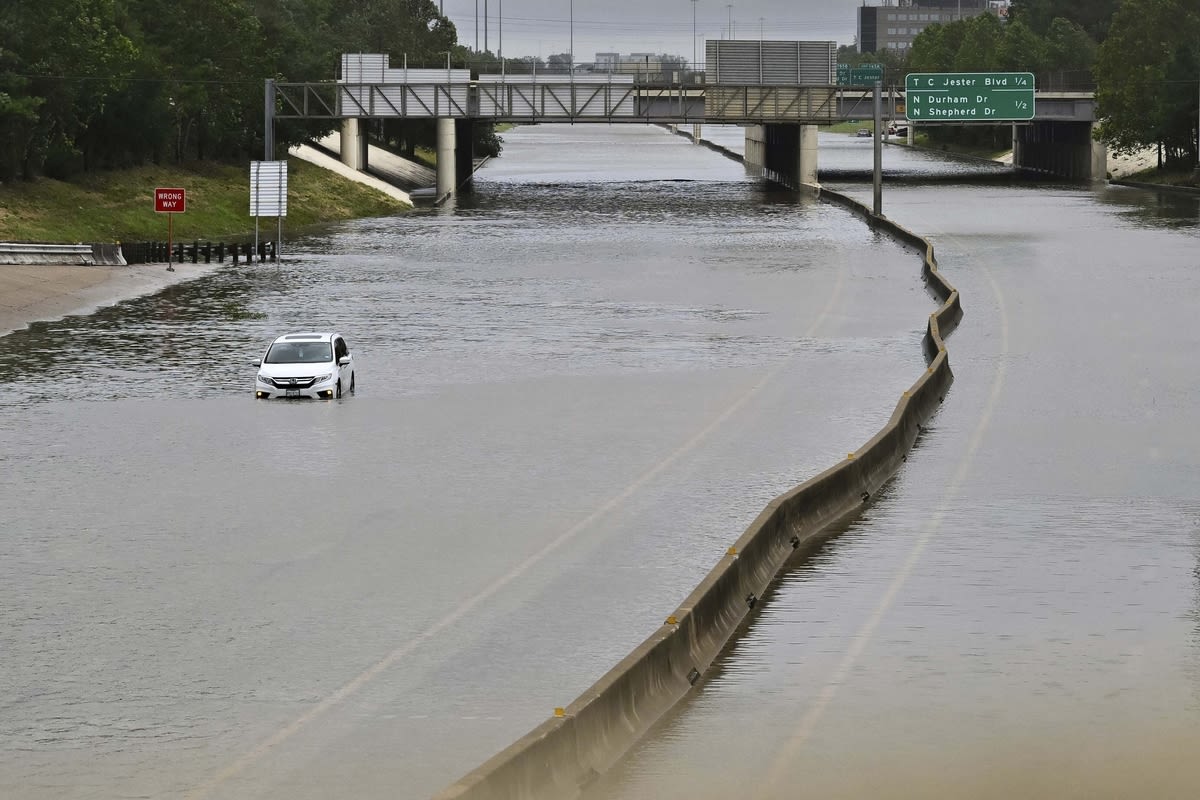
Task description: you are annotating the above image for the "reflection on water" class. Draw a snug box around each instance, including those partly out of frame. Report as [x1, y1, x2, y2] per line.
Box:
[1095, 183, 1200, 229]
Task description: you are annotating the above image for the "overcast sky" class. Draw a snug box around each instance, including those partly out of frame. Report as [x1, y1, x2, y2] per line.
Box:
[438, 0, 866, 63]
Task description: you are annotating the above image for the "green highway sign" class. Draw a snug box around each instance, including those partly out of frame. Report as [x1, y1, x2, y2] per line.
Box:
[837, 63, 884, 87]
[905, 72, 1035, 121]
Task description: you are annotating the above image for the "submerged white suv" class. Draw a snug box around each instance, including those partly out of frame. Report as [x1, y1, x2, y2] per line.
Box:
[254, 332, 355, 399]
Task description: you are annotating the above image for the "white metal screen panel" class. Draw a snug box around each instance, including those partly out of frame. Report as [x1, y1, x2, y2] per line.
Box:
[476, 73, 636, 117]
[705, 40, 835, 85]
[250, 160, 287, 217]
[339, 54, 470, 117]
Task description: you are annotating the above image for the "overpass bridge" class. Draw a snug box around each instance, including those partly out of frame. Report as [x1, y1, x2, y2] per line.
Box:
[269, 52, 1102, 200]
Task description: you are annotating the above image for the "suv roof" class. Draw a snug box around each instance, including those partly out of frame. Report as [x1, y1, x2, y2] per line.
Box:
[275, 332, 335, 342]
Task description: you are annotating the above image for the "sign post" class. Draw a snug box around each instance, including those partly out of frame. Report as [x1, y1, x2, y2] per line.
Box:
[250, 161, 288, 263]
[153, 187, 186, 271]
[905, 72, 1035, 121]
[837, 63, 884, 87]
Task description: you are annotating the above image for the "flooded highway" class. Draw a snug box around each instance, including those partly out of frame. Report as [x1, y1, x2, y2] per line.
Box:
[1, 125, 930, 799]
[2, 122, 1197, 800]
[586, 132, 1200, 799]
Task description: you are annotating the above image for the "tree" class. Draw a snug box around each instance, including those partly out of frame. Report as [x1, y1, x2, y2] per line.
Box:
[327, 0, 457, 69]
[0, 0, 137, 178]
[908, 23, 964, 74]
[0, 0, 490, 177]
[995, 20, 1047, 73]
[1044, 17, 1097, 72]
[952, 13, 1004, 72]
[1095, 0, 1200, 164]
[1010, 0, 1121, 42]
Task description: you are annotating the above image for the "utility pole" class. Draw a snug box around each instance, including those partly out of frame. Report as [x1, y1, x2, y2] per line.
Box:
[873, 81, 883, 217]
[726, 4, 732, 39]
[692, 0, 698, 72]
[570, 0, 574, 69]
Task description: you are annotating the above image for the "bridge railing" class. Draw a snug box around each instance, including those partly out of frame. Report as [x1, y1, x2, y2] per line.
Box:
[1033, 69, 1097, 92]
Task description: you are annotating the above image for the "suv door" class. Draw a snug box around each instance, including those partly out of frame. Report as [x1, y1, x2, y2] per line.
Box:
[333, 337, 351, 387]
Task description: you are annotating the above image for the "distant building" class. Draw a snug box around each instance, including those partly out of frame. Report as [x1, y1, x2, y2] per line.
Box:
[590, 52, 673, 75]
[857, 1, 1009, 54]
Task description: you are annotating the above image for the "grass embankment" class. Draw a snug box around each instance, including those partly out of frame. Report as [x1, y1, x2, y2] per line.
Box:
[0, 157, 408, 243]
[822, 121, 872, 134]
[907, 132, 1011, 161]
[1123, 165, 1200, 189]
[823, 121, 1011, 161]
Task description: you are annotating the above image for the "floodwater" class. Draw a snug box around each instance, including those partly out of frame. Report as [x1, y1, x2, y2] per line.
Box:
[1, 125, 934, 799]
[586, 131, 1200, 799]
[3, 123, 1197, 800]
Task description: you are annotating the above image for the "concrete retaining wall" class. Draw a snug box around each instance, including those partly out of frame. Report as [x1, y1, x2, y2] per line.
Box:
[434, 154, 961, 800]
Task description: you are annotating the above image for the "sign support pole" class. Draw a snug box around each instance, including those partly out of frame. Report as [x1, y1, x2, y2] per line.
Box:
[873, 81, 883, 217]
[264, 79, 275, 162]
[167, 213, 175, 271]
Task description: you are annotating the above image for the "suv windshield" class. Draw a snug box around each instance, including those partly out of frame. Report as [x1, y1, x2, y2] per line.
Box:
[265, 341, 332, 364]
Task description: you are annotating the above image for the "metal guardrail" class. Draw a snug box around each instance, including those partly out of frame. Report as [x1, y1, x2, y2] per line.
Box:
[0, 242, 97, 266]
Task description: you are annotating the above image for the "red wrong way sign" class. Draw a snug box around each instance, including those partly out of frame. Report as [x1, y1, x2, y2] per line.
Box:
[154, 187, 187, 213]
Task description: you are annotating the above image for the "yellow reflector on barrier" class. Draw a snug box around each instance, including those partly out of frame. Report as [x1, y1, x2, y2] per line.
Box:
[847, 452, 856, 460]
[727, 547, 738, 556]
[666, 615, 678, 625]
[554, 707, 565, 717]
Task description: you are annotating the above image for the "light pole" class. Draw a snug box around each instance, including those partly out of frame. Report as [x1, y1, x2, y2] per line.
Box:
[691, 0, 698, 72]
[726, 4, 733, 40]
[570, 0, 574, 69]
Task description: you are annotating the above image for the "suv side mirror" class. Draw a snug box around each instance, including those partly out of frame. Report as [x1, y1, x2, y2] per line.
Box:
[252, 358, 261, 366]
[337, 356, 351, 366]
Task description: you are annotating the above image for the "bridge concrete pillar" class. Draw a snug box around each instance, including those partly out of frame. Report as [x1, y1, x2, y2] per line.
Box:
[907, 122, 915, 146]
[798, 124, 819, 187]
[693, 123, 702, 144]
[436, 117, 457, 201]
[1087, 121, 1107, 181]
[455, 119, 475, 194]
[340, 118, 367, 171]
[744, 125, 766, 177]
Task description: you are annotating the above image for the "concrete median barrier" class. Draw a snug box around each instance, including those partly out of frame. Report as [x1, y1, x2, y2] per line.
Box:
[90, 243, 127, 266]
[434, 186, 960, 800]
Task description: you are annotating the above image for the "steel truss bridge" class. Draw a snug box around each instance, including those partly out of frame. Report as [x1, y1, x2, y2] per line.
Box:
[271, 81, 1096, 125]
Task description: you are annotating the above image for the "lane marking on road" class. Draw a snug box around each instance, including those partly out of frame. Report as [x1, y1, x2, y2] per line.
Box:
[757, 238, 1010, 798]
[185, 242, 848, 799]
